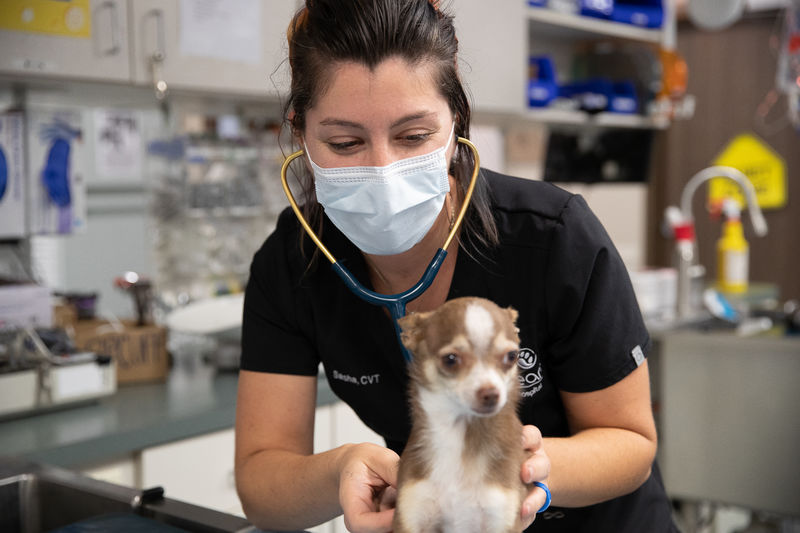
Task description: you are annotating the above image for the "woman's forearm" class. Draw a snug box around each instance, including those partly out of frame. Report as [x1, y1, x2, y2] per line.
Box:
[236, 444, 354, 530]
[544, 428, 657, 508]
[237, 425, 656, 527]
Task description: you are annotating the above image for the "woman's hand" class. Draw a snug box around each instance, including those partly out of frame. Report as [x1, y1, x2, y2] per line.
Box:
[338, 443, 400, 533]
[520, 424, 552, 529]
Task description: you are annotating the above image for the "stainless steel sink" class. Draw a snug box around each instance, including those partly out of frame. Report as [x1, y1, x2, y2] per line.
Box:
[0, 457, 305, 533]
[1, 473, 131, 532]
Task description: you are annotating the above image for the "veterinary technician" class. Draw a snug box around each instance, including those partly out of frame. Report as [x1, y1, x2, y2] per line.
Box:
[235, 1, 678, 532]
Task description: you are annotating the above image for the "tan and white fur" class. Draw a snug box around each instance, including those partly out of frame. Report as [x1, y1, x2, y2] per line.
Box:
[393, 297, 527, 533]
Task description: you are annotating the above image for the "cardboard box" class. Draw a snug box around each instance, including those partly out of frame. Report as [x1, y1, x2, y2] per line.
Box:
[53, 303, 78, 330]
[72, 320, 169, 384]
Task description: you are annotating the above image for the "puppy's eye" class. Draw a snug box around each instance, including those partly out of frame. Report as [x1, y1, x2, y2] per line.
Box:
[441, 353, 460, 368]
[503, 350, 519, 367]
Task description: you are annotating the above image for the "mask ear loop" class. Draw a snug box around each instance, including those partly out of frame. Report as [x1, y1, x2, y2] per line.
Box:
[280, 137, 481, 362]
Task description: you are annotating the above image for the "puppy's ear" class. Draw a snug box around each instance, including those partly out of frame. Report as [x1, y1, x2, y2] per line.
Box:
[504, 306, 519, 326]
[397, 311, 432, 353]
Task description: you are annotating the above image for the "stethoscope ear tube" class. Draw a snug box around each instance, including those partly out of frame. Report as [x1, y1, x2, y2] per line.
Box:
[444, 137, 480, 250]
[280, 137, 481, 362]
[280, 149, 337, 264]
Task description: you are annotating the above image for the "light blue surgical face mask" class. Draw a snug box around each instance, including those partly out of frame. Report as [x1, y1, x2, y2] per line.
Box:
[306, 124, 455, 255]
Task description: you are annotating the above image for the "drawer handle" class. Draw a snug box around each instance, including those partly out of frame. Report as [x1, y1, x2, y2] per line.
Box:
[144, 8, 168, 100]
[131, 486, 165, 510]
[98, 1, 121, 56]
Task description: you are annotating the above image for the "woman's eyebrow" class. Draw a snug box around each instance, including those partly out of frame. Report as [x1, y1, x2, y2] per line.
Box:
[390, 111, 436, 128]
[318, 111, 437, 130]
[319, 118, 364, 129]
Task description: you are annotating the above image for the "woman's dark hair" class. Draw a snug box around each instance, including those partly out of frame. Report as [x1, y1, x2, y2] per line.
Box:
[284, 0, 498, 257]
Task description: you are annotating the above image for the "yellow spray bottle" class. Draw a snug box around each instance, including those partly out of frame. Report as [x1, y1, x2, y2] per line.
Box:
[717, 198, 749, 293]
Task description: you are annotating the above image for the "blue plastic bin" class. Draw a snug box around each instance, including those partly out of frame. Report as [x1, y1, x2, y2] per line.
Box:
[528, 56, 560, 107]
[611, 0, 663, 28]
[580, 0, 614, 19]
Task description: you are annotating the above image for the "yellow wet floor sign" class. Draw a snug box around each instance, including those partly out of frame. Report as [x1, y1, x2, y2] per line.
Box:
[710, 133, 787, 210]
[0, 0, 91, 38]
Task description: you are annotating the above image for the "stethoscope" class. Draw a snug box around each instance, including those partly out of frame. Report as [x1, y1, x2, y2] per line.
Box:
[280, 137, 480, 363]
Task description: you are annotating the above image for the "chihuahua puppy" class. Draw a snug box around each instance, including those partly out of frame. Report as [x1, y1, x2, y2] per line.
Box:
[393, 297, 527, 533]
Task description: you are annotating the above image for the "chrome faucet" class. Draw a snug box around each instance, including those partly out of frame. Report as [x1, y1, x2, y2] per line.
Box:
[664, 166, 768, 320]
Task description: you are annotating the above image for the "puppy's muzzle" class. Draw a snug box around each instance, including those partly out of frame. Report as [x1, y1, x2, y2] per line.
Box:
[473, 385, 502, 414]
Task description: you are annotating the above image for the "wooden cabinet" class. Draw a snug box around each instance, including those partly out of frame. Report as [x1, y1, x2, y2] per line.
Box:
[0, 0, 131, 82]
[128, 0, 297, 98]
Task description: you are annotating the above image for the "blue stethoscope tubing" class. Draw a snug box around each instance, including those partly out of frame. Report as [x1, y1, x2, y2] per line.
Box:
[280, 137, 481, 362]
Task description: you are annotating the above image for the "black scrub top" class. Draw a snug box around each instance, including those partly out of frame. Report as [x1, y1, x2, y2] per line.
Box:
[241, 169, 677, 532]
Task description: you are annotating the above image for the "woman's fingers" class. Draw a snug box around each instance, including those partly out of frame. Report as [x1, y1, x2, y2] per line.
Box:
[522, 424, 543, 452]
[521, 481, 551, 528]
[519, 424, 552, 529]
[338, 443, 400, 533]
[520, 425, 551, 483]
[521, 449, 552, 484]
[343, 506, 396, 533]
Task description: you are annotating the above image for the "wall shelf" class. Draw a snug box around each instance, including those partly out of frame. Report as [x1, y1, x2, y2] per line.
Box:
[475, 107, 669, 130]
[527, 7, 665, 44]
[527, 107, 668, 129]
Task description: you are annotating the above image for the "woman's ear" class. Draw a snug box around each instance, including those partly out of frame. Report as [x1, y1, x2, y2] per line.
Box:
[288, 110, 304, 147]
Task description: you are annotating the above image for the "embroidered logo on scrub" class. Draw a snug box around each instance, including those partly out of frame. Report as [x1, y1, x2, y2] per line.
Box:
[517, 348, 543, 398]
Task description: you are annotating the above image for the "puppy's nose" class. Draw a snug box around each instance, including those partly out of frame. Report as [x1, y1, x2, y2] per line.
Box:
[476, 386, 499, 409]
